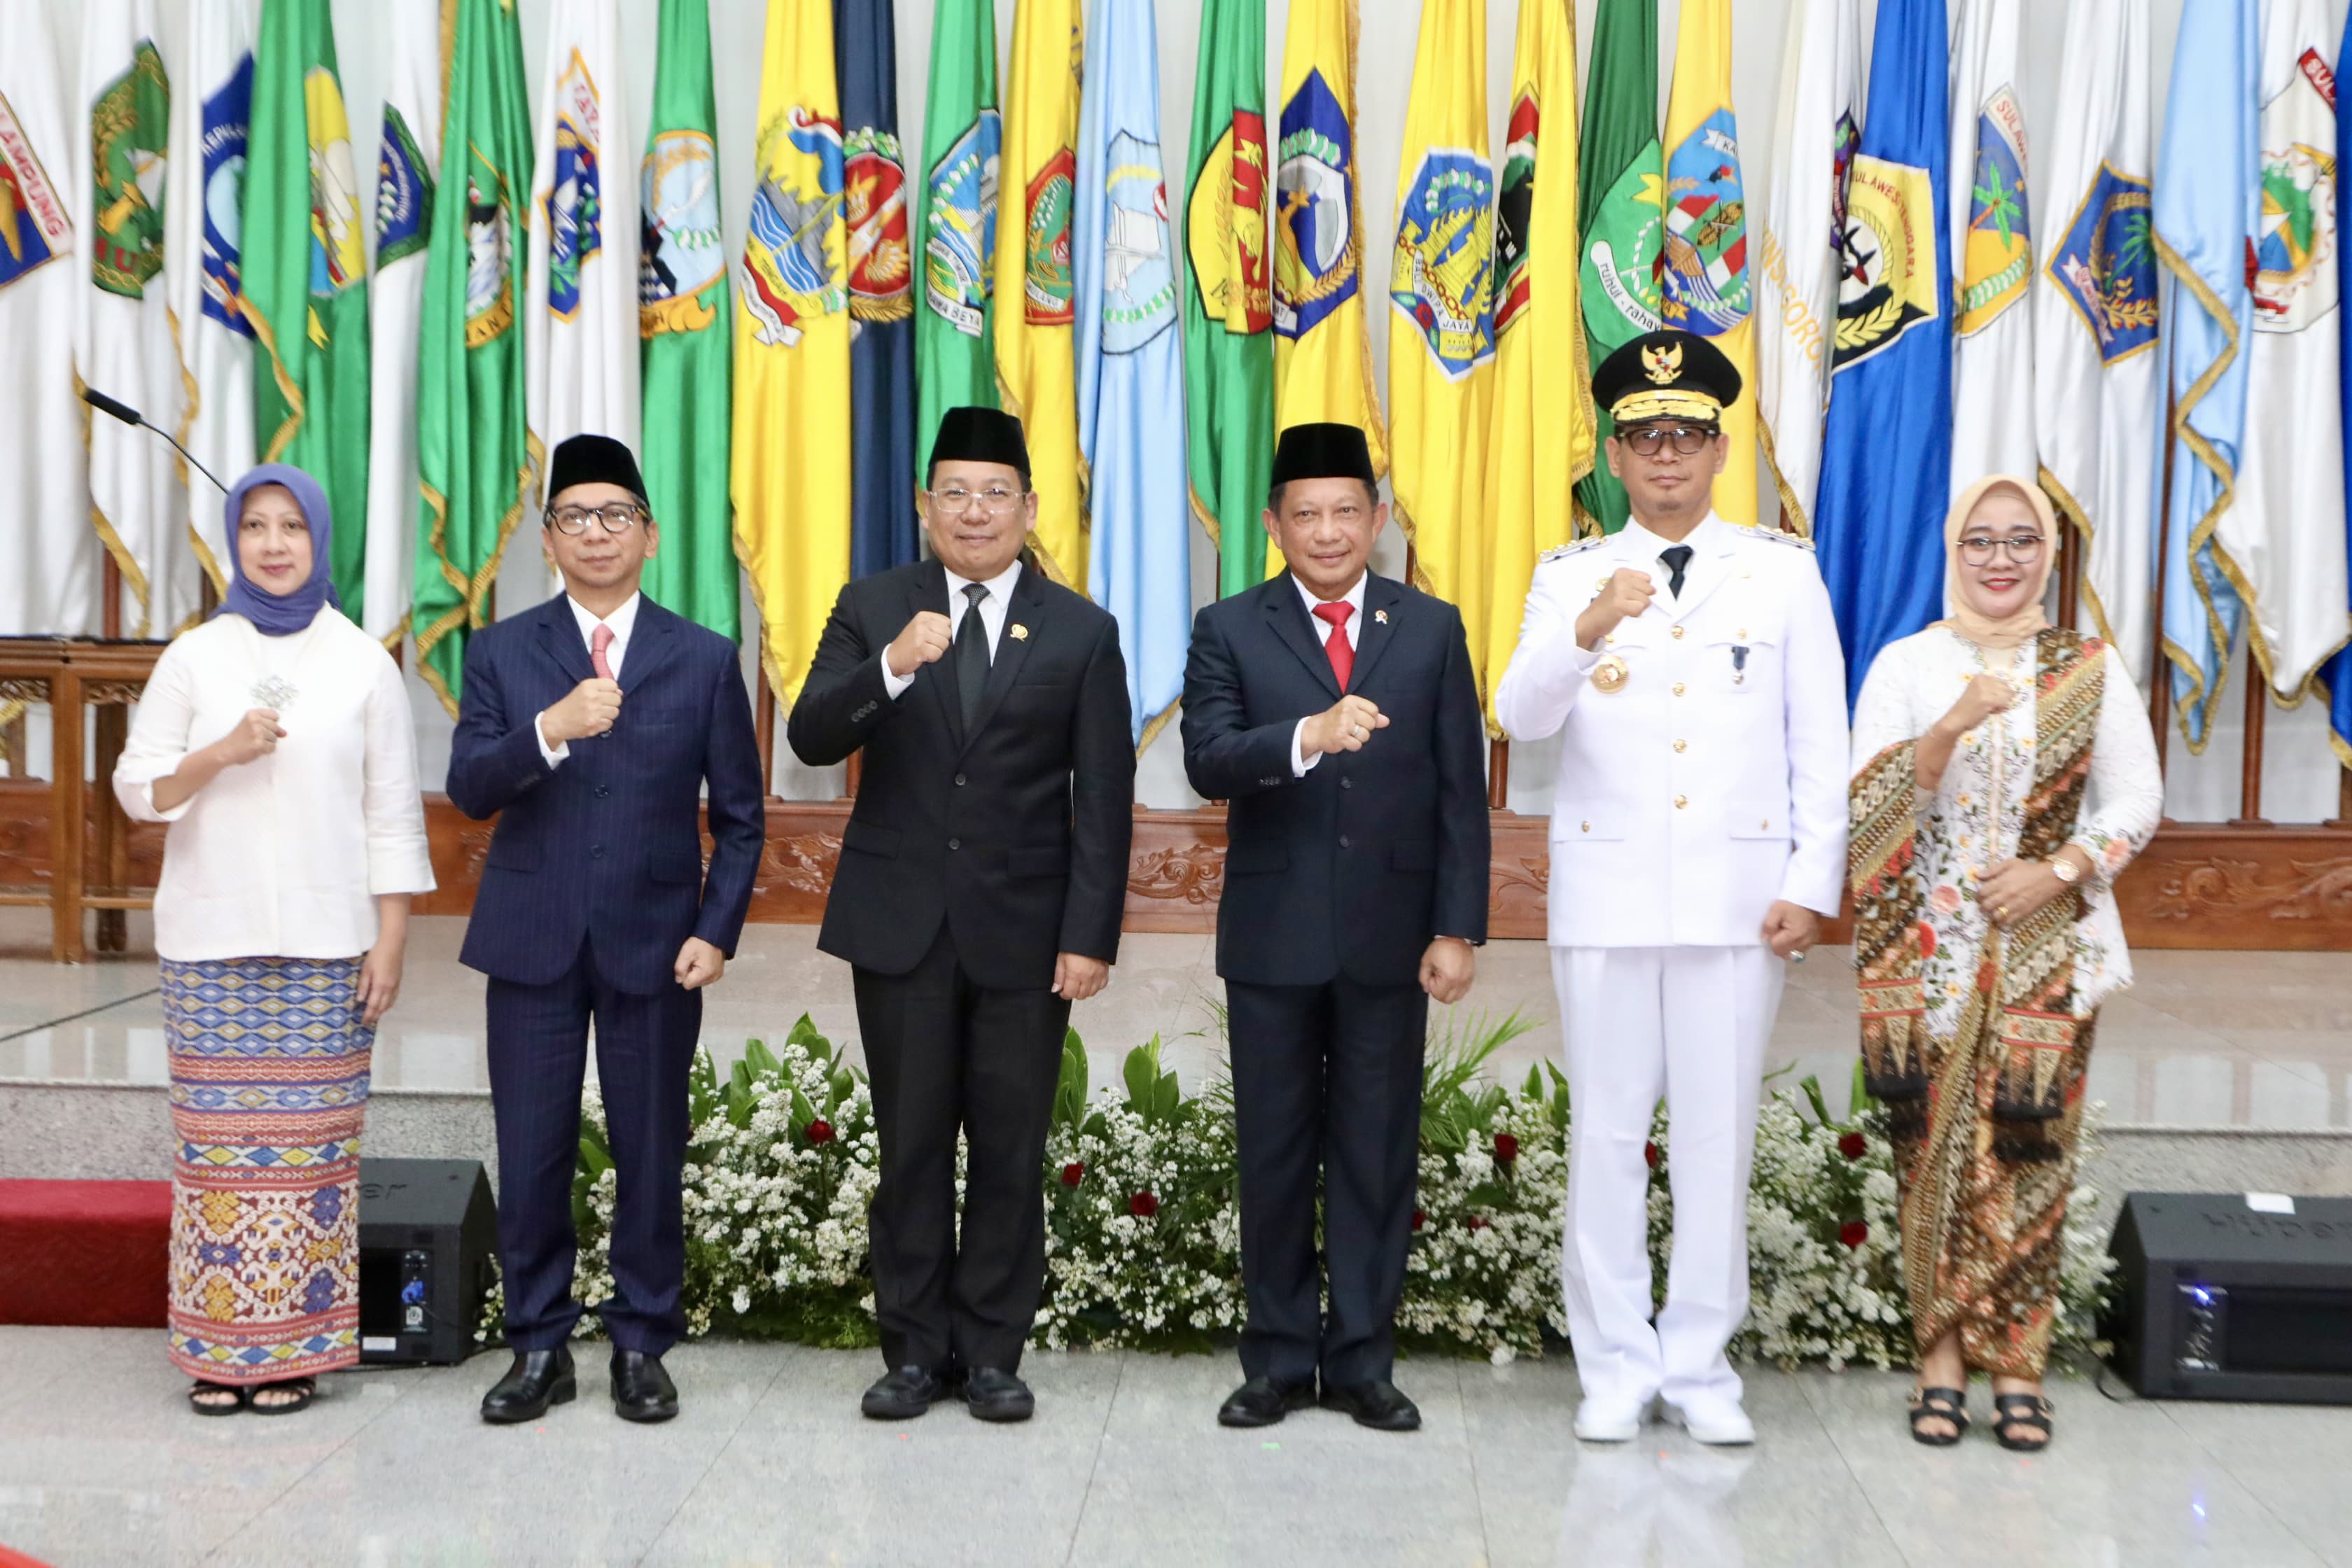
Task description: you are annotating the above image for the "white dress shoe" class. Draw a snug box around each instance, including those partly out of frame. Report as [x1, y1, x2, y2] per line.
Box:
[1662, 1395, 1755, 1446]
[1574, 1395, 1648, 1443]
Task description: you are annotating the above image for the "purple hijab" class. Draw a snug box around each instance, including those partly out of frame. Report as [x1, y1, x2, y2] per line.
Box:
[216, 463, 340, 636]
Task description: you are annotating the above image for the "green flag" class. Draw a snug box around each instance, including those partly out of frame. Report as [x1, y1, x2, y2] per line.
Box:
[638, 0, 736, 639]
[242, 0, 371, 611]
[1574, 0, 1662, 534]
[1182, 0, 1276, 597]
[913, 0, 1001, 463]
[411, 0, 534, 715]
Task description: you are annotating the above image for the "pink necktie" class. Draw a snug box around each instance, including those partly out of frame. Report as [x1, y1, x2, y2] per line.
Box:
[1312, 601, 1354, 690]
[590, 622, 615, 680]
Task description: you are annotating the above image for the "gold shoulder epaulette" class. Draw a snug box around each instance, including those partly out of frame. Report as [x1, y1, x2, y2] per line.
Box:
[1750, 526, 1816, 551]
[1538, 537, 1604, 563]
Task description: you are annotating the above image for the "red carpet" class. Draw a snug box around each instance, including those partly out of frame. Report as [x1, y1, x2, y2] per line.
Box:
[0, 1180, 170, 1329]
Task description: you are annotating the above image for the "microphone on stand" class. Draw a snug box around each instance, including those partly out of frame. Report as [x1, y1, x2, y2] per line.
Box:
[80, 386, 230, 495]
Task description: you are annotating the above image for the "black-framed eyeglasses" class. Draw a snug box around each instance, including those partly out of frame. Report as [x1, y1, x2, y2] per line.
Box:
[927, 485, 1027, 515]
[547, 502, 647, 535]
[1619, 425, 1718, 458]
[1958, 533, 2045, 565]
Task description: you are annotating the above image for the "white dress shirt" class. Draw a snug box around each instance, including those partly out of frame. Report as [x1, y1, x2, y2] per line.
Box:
[1618, 517, 1708, 599]
[881, 559, 1024, 698]
[114, 607, 437, 961]
[1289, 570, 1367, 776]
[536, 591, 643, 766]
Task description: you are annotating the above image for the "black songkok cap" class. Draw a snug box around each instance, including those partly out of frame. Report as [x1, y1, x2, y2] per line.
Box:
[929, 406, 1031, 486]
[1270, 422, 1378, 489]
[1592, 329, 1743, 427]
[545, 433, 648, 507]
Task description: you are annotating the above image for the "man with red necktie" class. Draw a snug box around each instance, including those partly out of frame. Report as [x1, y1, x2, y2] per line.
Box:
[1180, 422, 1490, 1434]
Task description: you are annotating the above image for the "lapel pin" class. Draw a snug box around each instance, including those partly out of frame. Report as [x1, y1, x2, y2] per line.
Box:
[1009, 623, 1029, 641]
[1374, 609, 1388, 625]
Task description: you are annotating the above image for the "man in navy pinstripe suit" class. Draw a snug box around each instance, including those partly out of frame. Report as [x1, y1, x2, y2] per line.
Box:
[448, 435, 764, 1427]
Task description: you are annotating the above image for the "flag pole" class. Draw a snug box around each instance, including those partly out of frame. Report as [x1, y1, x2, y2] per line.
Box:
[754, 662, 776, 798]
[1488, 738, 1510, 810]
[2236, 672, 2267, 824]
[2148, 381, 2177, 780]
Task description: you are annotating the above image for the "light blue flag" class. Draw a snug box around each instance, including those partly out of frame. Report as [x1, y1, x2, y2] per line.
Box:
[2154, 0, 2259, 755]
[2331, 0, 2352, 775]
[1810, 0, 1952, 712]
[1075, 0, 1193, 748]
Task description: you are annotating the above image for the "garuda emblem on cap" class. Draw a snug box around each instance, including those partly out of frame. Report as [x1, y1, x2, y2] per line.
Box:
[1642, 341, 1683, 385]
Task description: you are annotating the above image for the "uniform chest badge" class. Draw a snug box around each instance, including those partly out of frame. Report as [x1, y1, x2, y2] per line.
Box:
[1592, 654, 1630, 694]
[1009, 623, 1029, 640]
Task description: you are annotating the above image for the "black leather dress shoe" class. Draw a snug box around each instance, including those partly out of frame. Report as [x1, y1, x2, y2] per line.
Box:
[1320, 1379, 1421, 1432]
[962, 1366, 1035, 1423]
[610, 1350, 679, 1423]
[480, 1346, 576, 1424]
[861, 1365, 949, 1420]
[1218, 1376, 1317, 1428]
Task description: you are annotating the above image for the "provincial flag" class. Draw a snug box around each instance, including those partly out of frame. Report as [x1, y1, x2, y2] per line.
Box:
[1483, 0, 1593, 729]
[639, 0, 738, 639]
[1660, 0, 1758, 528]
[1949, 0, 2038, 498]
[1182, 0, 1275, 598]
[1812, 0, 1953, 710]
[839, 0, 919, 579]
[2331, 0, 2352, 772]
[411, 0, 535, 713]
[2033, 0, 2160, 687]
[245, 0, 370, 616]
[913, 0, 1000, 476]
[1075, 0, 1191, 748]
[1755, 0, 1860, 537]
[993, 0, 1087, 589]
[2155, 0, 2259, 753]
[734, 0, 851, 705]
[1574, 0, 1661, 534]
[162, 0, 251, 601]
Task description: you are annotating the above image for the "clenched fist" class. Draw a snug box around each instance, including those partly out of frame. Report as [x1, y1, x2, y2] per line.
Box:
[1576, 568, 1657, 650]
[1936, 673, 2019, 739]
[540, 678, 622, 744]
[215, 708, 286, 766]
[887, 610, 955, 678]
[1303, 694, 1390, 758]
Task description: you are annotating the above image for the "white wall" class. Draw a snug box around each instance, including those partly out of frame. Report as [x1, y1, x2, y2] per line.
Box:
[29, 0, 2351, 820]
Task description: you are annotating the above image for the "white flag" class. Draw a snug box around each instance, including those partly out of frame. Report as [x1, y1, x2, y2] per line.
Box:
[1948, 0, 2037, 498]
[163, 0, 254, 600]
[80, 0, 195, 638]
[2033, 0, 2160, 687]
[1754, 0, 1861, 536]
[0, 1, 97, 640]
[2225, 0, 2348, 701]
[363, 0, 444, 645]
[524, 0, 642, 531]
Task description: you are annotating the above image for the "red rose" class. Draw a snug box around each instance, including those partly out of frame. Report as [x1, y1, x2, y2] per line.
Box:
[1060, 1161, 1085, 1187]
[1466, 1214, 1489, 1231]
[1839, 1220, 1868, 1249]
[806, 1119, 834, 1145]
[1492, 1133, 1519, 1166]
[1411, 1209, 1426, 1232]
[1644, 1141, 1660, 1170]
[1917, 920, 1937, 959]
[1129, 1191, 1158, 1219]
[1837, 1131, 1867, 1161]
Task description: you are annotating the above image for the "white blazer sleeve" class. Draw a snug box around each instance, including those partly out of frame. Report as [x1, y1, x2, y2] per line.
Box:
[2068, 643, 2164, 888]
[361, 648, 437, 896]
[112, 640, 199, 824]
[1777, 556, 1850, 916]
[1494, 559, 1604, 742]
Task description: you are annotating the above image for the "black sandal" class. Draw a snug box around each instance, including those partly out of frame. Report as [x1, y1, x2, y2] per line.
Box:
[189, 1381, 247, 1417]
[1991, 1392, 2053, 1452]
[1906, 1385, 1969, 1446]
[249, 1376, 317, 1416]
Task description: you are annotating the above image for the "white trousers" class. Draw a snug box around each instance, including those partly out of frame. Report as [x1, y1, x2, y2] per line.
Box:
[1552, 944, 1785, 1409]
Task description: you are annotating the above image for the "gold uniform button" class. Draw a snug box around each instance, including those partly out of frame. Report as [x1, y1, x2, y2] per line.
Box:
[1737, 627, 1748, 638]
[1672, 682, 1686, 696]
[1674, 795, 1688, 809]
[1580, 820, 1591, 833]
[1672, 626, 1686, 640]
[1760, 818, 1770, 830]
[1673, 739, 1687, 752]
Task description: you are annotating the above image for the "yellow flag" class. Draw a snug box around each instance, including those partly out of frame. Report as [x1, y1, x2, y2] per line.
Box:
[1386, 0, 1495, 628]
[1485, 0, 1594, 731]
[993, 0, 1086, 589]
[732, 0, 850, 705]
[1661, 0, 1758, 526]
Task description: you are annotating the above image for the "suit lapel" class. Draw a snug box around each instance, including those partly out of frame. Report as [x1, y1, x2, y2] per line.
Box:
[617, 599, 680, 693]
[536, 595, 598, 685]
[960, 565, 1045, 748]
[1344, 574, 1406, 694]
[908, 558, 964, 745]
[1264, 575, 1343, 700]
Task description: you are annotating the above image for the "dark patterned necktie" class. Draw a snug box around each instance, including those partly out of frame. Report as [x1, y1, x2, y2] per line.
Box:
[955, 582, 991, 729]
[1660, 545, 1694, 598]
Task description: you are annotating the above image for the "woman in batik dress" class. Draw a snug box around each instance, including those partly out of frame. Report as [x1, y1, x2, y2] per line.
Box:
[1848, 475, 2162, 1451]
[115, 465, 434, 1415]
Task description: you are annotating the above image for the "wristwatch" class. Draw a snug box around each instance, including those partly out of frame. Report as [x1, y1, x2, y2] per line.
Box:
[2047, 855, 2082, 886]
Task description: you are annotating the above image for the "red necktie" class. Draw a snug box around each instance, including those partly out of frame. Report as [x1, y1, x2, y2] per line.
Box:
[590, 622, 615, 680]
[1312, 601, 1354, 690]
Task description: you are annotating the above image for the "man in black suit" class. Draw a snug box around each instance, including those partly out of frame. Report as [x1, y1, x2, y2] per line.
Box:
[788, 407, 1134, 1423]
[447, 434, 765, 1426]
[1182, 422, 1490, 1433]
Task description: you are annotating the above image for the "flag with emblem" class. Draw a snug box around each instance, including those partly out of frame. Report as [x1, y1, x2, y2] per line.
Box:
[411, 0, 534, 713]
[2224, 0, 2348, 709]
[734, 0, 851, 704]
[1387, 0, 1495, 638]
[638, 0, 736, 639]
[1076, 0, 1190, 747]
[1755, 0, 1859, 536]
[1574, 0, 1661, 534]
[0, 2, 95, 640]
[162, 0, 251, 601]
[839, 0, 918, 578]
[2033, 0, 2158, 686]
[2155, 0, 2258, 752]
[244, 0, 370, 615]
[1812, 0, 1953, 710]
[913, 0, 1000, 476]
[1948, 0, 2037, 498]
[1483, 0, 1592, 729]
[993, 0, 1087, 589]
[2330, 0, 2352, 774]
[1183, 0, 1275, 598]
[1660, 0, 1758, 528]
[361, 0, 442, 646]
[80, 0, 193, 636]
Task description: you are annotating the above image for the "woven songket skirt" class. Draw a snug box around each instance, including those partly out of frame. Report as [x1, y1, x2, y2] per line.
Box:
[162, 956, 372, 1383]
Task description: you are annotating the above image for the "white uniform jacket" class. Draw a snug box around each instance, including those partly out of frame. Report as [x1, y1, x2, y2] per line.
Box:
[1494, 513, 1849, 948]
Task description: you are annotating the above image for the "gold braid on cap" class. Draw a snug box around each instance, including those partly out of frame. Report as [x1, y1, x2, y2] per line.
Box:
[1610, 388, 1724, 426]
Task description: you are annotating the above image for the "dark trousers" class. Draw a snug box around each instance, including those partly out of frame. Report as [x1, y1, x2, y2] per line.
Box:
[1227, 976, 1429, 1387]
[852, 925, 1070, 1373]
[486, 940, 701, 1356]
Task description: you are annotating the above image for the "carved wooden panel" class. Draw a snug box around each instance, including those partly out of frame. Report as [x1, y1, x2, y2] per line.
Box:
[2113, 827, 2352, 951]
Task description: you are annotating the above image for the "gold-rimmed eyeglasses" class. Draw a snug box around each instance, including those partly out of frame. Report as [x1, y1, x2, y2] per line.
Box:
[927, 485, 1027, 515]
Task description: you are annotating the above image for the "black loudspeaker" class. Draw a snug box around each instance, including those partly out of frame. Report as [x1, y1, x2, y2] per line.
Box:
[357, 1158, 497, 1366]
[2102, 1191, 2352, 1404]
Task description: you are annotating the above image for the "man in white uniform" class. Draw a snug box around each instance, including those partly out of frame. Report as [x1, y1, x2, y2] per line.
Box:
[1495, 330, 1847, 1445]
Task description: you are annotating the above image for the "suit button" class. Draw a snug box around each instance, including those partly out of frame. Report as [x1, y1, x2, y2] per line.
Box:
[1580, 821, 1590, 833]
[1673, 739, 1687, 752]
[594, 785, 611, 797]
[948, 837, 961, 850]
[1672, 625, 1686, 639]
[955, 773, 967, 786]
[1674, 796, 1688, 809]
[1339, 835, 1352, 848]
[1672, 682, 1686, 696]
[1340, 777, 1354, 790]
[591, 845, 606, 859]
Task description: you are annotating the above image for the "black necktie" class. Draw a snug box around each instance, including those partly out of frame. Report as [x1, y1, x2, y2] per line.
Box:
[1660, 545, 1694, 599]
[955, 582, 992, 730]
